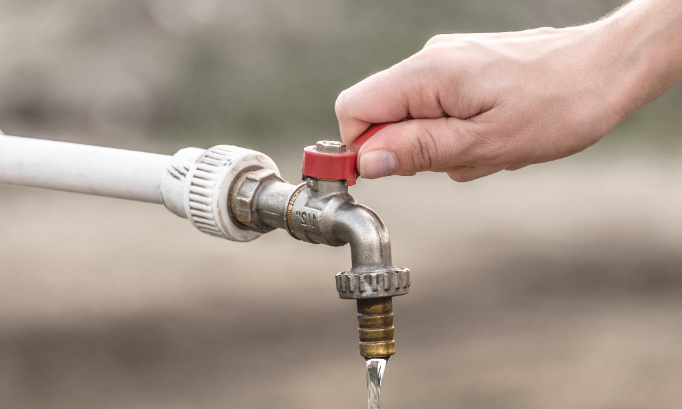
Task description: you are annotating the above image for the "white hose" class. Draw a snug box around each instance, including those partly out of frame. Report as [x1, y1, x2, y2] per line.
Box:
[0, 134, 170, 203]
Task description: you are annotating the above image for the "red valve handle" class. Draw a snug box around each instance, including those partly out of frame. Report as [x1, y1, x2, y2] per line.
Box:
[302, 123, 393, 186]
[348, 122, 392, 153]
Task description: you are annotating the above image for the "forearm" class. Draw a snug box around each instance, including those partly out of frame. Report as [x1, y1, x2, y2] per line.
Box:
[598, 0, 682, 118]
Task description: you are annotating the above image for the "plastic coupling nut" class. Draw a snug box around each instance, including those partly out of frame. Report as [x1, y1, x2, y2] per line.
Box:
[161, 145, 280, 242]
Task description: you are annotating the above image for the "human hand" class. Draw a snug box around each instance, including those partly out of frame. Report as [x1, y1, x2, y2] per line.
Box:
[335, 1, 682, 181]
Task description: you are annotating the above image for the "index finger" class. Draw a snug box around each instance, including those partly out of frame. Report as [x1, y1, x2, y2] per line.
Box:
[335, 64, 413, 146]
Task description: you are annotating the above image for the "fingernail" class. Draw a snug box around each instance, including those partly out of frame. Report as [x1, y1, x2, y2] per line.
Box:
[359, 150, 397, 178]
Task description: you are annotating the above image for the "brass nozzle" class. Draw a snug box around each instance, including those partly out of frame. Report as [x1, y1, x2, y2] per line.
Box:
[357, 297, 395, 359]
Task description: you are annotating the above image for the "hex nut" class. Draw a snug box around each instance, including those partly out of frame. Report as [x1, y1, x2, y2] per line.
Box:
[315, 140, 347, 153]
[232, 168, 280, 231]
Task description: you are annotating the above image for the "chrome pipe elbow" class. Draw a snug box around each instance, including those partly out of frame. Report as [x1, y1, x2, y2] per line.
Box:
[230, 171, 410, 300]
[329, 201, 392, 273]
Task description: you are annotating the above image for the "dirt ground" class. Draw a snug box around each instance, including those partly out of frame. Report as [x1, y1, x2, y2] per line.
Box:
[2, 151, 682, 409]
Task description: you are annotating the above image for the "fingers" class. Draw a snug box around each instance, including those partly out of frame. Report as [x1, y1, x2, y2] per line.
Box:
[423, 27, 562, 49]
[445, 165, 508, 182]
[357, 118, 500, 179]
[335, 64, 413, 147]
[335, 53, 453, 147]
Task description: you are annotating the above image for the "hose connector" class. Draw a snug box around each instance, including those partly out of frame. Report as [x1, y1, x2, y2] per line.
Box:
[357, 297, 396, 359]
[337, 269, 409, 359]
[336, 268, 410, 299]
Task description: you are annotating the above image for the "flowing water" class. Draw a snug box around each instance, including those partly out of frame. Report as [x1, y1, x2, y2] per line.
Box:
[366, 358, 387, 409]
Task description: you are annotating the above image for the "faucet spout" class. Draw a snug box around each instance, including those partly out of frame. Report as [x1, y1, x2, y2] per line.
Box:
[331, 201, 393, 274]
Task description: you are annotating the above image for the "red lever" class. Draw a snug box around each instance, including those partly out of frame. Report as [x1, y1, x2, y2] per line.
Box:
[302, 123, 393, 186]
[348, 123, 391, 153]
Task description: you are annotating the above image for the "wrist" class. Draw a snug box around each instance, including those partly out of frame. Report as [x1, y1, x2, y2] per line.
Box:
[596, 0, 682, 118]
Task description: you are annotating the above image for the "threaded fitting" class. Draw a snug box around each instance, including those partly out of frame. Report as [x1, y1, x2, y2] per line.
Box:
[336, 268, 410, 299]
[357, 297, 395, 359]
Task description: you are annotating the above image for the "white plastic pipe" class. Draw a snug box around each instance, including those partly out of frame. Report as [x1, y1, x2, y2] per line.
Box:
[0, 134, 171, 203]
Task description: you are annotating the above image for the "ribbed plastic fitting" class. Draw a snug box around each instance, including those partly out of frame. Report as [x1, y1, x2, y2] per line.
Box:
[160, 145, 279, 242]
[335, 268, 410, 299]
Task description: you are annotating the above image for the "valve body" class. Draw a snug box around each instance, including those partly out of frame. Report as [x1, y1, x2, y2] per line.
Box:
[225, 137, 410, 359]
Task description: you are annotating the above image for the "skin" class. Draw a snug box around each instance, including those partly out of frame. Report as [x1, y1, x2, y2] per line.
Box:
[335, 0, 682, 182]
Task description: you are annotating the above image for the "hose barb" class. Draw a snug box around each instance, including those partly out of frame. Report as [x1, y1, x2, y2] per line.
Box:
[357, 297, 396, 359]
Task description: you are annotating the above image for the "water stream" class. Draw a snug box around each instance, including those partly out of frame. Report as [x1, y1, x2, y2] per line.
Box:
[366, 358, 387, 409]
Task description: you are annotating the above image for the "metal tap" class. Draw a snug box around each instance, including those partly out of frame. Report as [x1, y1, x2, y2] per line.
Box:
[228, 127, 411, 359]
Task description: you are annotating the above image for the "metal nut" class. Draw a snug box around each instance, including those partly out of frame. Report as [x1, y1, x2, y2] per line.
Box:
[231, 168, 280, 231]
[335, 268, 410, 299]
[315, 140, 347, 153]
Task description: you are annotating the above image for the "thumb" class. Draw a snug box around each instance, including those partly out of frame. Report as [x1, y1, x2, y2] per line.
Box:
[357, 118, 482, 178]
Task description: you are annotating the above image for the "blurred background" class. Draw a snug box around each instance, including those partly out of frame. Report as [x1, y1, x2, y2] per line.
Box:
[1, 0, 682, 408]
